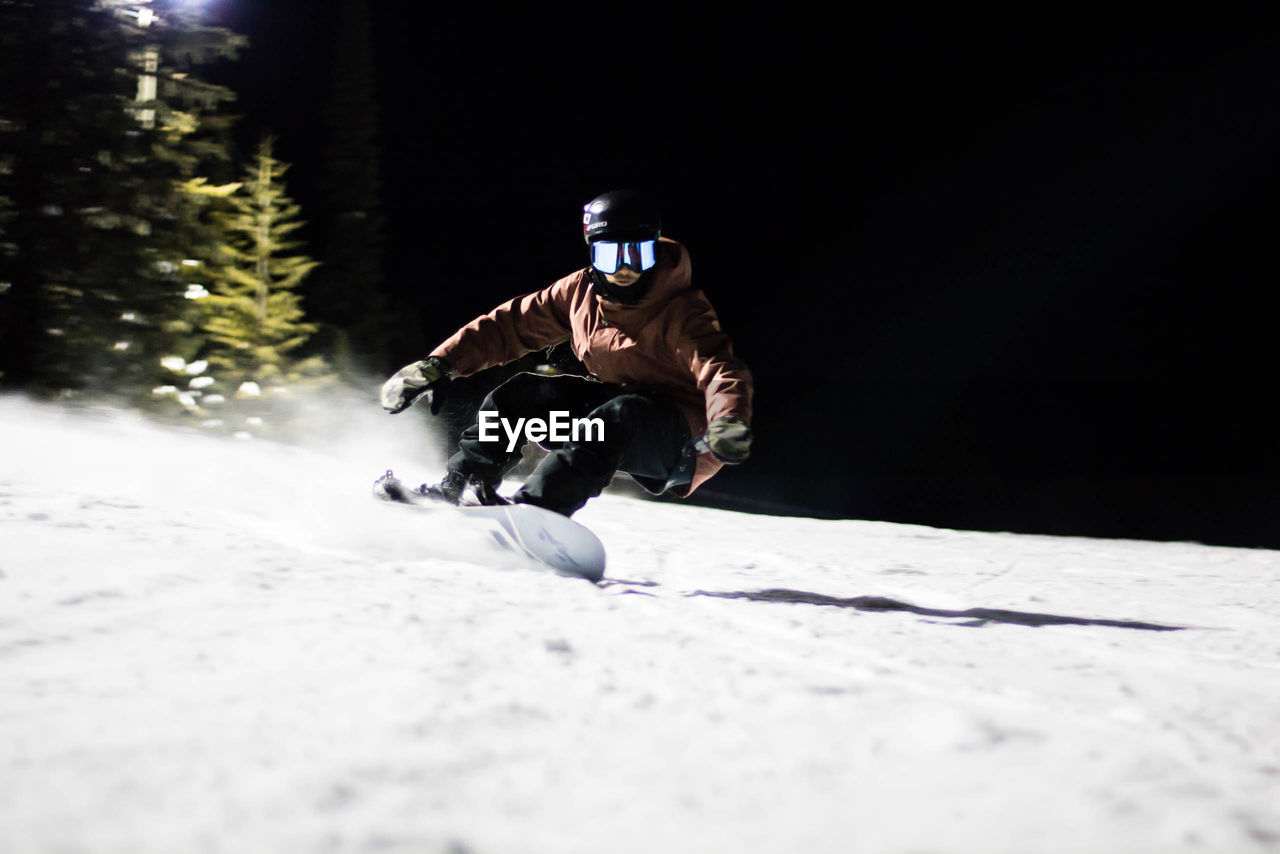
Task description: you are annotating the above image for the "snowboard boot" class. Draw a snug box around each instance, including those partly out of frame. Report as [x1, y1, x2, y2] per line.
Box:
[417, 471, 466, 505]
[373, 469, 465, 506]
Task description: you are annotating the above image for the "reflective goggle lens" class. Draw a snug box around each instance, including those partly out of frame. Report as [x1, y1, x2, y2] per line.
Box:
[591, 240, 656, 274]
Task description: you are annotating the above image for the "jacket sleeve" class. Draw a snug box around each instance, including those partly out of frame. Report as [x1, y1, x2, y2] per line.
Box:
[671, 292, 754, 427]
[430, 277, 575, 377]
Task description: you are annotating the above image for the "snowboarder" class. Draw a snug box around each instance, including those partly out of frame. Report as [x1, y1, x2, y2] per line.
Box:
[378, 189, 754, 517]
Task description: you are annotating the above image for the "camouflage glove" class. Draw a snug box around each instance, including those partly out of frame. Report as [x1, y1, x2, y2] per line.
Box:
[380, 356, 452, 415]
[704, 416, 753, 464]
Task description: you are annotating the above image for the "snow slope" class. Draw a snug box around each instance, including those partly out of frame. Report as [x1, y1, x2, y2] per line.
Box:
[2, 397, 1278, 854]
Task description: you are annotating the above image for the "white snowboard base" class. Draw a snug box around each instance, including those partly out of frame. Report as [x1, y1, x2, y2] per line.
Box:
[454, 503, 607, 582]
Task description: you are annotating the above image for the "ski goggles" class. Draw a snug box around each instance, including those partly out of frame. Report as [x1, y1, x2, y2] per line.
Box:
[590, 240, 657, 275]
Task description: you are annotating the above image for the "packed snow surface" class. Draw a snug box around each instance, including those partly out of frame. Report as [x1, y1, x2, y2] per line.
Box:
[2, 396, 1279, 854]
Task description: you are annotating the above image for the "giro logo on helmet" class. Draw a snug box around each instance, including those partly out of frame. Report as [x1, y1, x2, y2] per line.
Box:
[581, 189, 661, 246]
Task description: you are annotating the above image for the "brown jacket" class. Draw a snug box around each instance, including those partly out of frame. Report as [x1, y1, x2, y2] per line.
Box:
[430, 237, 754, 495]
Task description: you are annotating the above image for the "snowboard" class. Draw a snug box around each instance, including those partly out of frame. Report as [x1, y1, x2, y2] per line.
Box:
[373, 471, 606, 582]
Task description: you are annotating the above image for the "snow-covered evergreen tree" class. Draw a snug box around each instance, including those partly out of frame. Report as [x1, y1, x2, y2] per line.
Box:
[0, 0, 244, 403]
[182, 136, 332, 439]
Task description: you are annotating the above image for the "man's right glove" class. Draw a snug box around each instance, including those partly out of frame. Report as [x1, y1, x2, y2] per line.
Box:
[380, 356, 452, 415]
[702, 416, 753, 464]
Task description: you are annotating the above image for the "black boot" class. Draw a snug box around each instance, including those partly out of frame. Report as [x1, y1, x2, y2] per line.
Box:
[417, 471, 466, 505]
[373, 470, 465, 506]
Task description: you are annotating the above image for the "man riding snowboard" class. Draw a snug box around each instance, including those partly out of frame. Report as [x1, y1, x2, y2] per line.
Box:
[378, 189, 754, 518]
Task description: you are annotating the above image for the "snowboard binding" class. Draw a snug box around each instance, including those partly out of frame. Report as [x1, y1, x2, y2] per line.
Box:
[373, 469, 507, 507]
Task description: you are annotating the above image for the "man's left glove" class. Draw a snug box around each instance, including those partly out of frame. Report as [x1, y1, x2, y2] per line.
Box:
[381, 356, 452, 415]
[703, 416, 753, 464]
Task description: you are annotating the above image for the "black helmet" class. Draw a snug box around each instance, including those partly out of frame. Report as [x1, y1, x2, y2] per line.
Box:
[582, 189, 661, 245]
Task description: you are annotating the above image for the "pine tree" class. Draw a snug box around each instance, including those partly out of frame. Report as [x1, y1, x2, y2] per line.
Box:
[100, 0, 246, 403]
[0, 0, 156, 393]
[182, 136, 331, 439]
[0, 0, 244, 402]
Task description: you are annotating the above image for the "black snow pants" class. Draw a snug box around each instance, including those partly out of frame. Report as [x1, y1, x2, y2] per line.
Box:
[446, 372, 696, 516]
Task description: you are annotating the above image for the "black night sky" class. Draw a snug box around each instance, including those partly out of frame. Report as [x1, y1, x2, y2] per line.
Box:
[206, 4, 1280, 548]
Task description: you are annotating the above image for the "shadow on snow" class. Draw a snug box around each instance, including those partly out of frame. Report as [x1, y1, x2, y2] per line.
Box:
[687, 588, 1186, 631]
